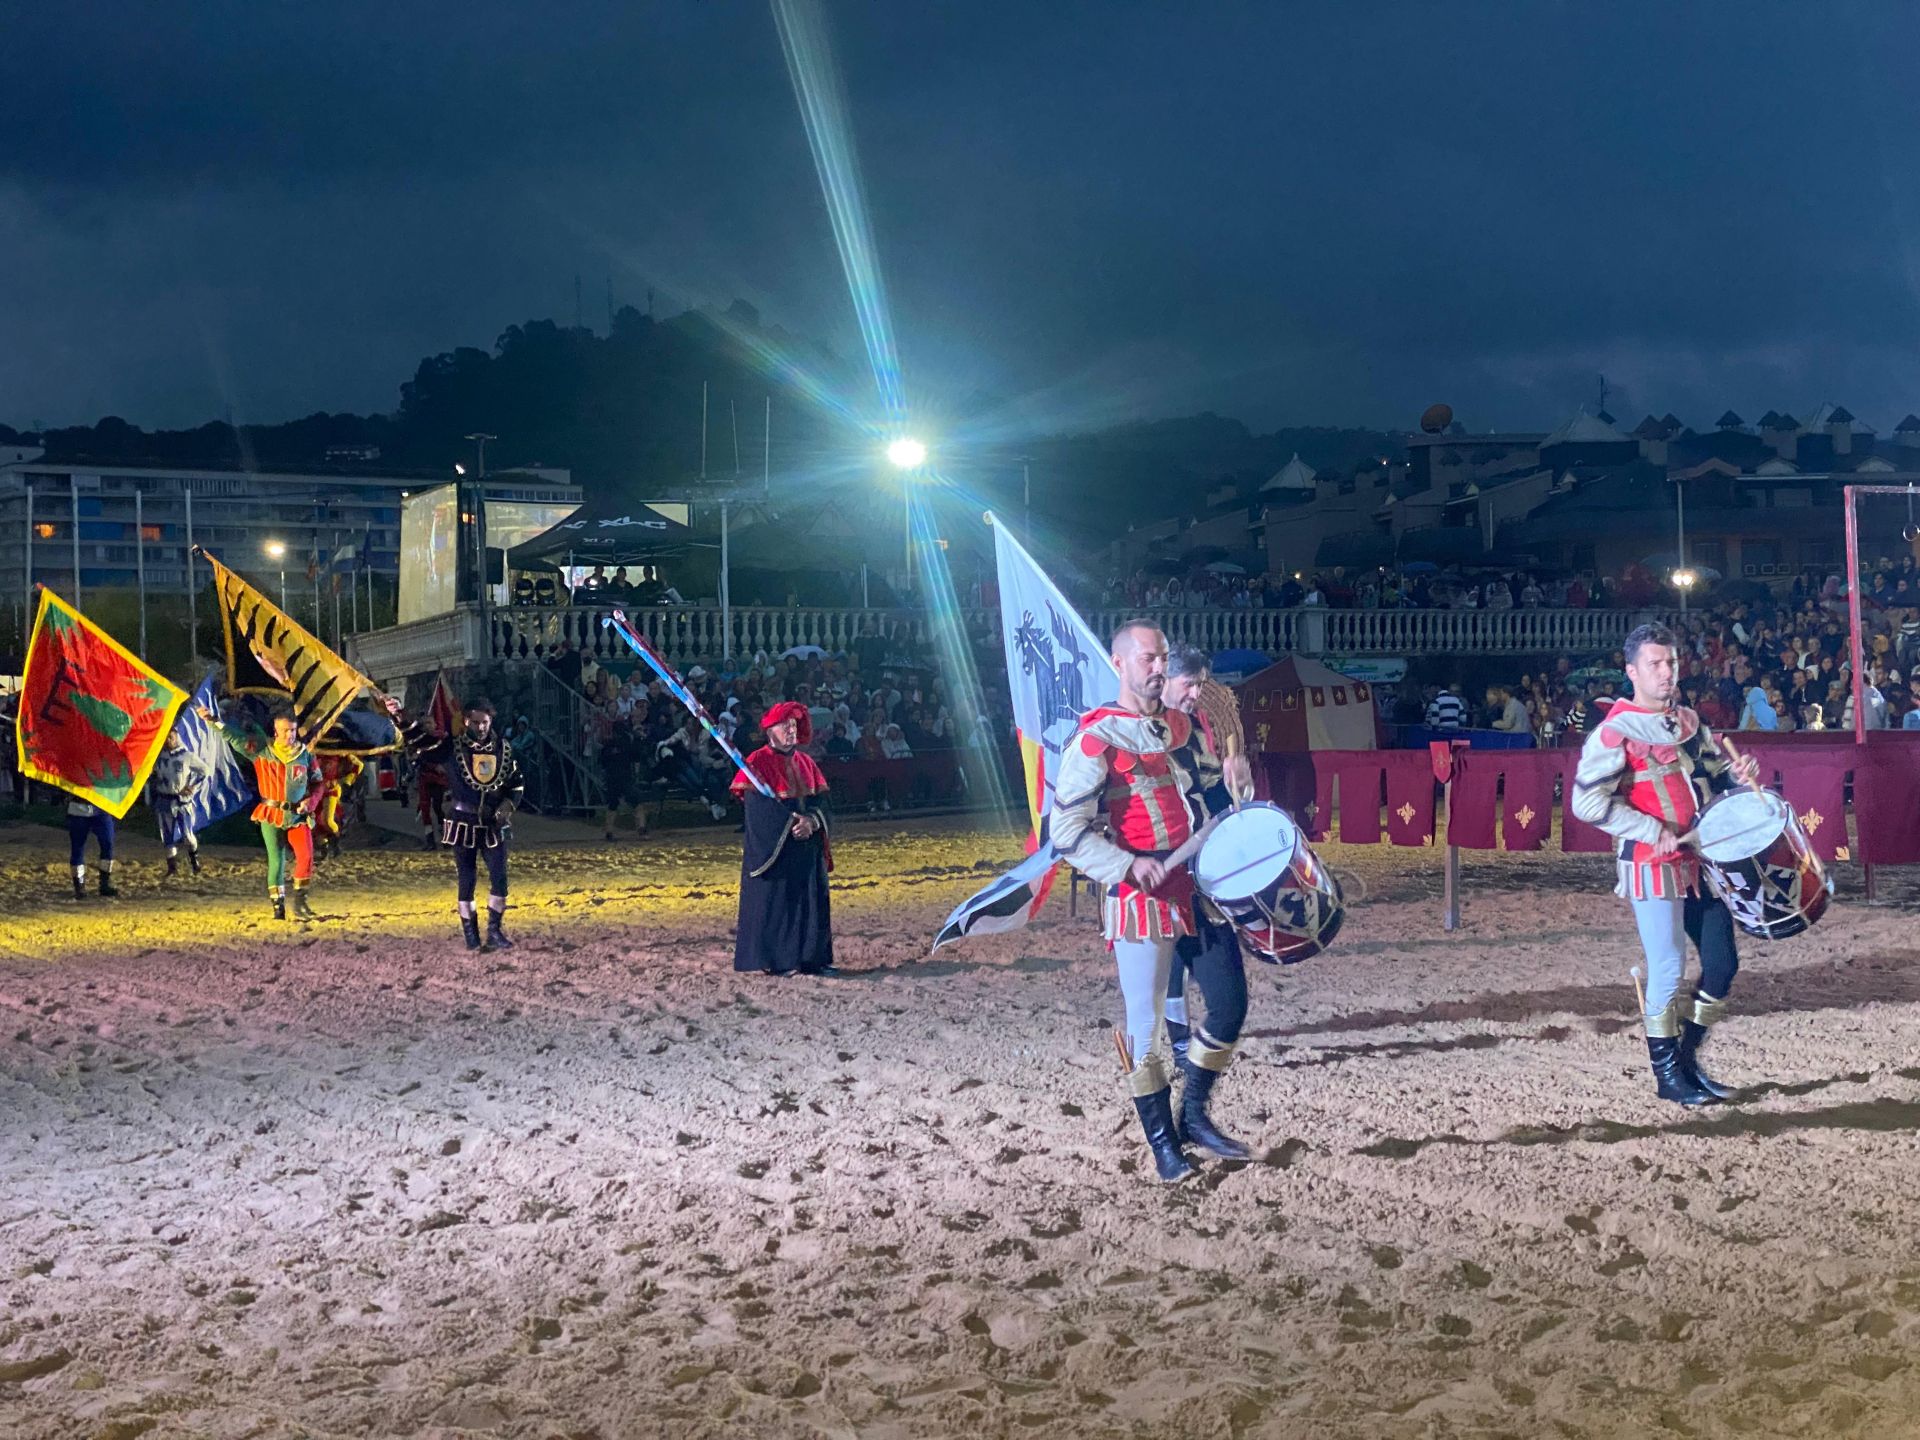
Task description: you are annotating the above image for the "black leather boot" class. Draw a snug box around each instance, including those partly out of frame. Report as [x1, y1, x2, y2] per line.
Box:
[485, 910, 513, 950]
[1678, 1021, 1736, 1101]
[1648, 1036, 1717, 1106]
[272, 893, 286, 921]
[1178, 1057, 1252, 1161]
[72, 873, 86, 900]
[461, 913, 484, 952]
[165, 853, 179, 878]
[1131, 1087, 1197, 1184]
[187, 849, 202, 876]
[1165, 1018, 1191, 1070]
[98, 869, 118, 898]
[290, 886, 316, 920]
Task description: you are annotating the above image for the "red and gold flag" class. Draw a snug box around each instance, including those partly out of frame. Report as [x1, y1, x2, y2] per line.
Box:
[14, 588, 188, 817]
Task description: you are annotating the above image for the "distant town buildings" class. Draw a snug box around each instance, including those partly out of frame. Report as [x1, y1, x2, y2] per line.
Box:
[1115, 404, 1920, 583]
[0, 449, 578, 616]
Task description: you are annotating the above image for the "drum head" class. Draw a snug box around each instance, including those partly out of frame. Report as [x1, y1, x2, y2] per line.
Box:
[1694, 790, 1789, 864]
[1194, 803, 1301, 902]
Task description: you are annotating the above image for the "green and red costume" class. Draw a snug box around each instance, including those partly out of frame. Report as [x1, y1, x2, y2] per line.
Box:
[217, 722, 324, 915]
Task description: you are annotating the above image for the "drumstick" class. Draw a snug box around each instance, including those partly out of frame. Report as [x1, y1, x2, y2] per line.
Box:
[1716, 733, 1766, 798]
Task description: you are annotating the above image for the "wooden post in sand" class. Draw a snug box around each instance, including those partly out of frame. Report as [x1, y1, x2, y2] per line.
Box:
[1442, 778, 1461, 931]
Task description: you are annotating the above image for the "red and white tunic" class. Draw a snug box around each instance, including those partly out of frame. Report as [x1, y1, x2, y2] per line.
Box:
[1050, 704, 1217, 941]
[1570, 700, 1734, 899]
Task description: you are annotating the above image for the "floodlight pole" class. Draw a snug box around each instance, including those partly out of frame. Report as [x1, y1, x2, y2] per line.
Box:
[1674, 476, 1688, 615]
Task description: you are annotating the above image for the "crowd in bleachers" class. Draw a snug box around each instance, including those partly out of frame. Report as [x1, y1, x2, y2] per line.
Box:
[531, 615, 1007, 830]
[1095, 564, 1656, 613]
[1410, 556, 1920, 743]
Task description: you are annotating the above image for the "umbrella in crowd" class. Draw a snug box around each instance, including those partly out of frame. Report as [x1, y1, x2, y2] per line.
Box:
[781, 644, 828, 659]
[1567, 665, 1626, 686]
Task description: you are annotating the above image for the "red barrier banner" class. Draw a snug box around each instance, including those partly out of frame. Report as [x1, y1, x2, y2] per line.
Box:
[1854, 735, 1920, 864]
[1447, 751, 1501, 850]
[1256, 736, 1920, 868]
[1384, 751, 1437, 845]
[1327, 758, 1384, 845]
[1497, 750, 1558, 852]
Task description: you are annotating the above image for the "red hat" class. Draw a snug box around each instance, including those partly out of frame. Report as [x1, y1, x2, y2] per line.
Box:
[762, 700, 812, 745]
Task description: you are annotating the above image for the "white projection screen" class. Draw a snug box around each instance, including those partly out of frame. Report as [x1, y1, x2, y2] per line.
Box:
[397, 484, 459, 623]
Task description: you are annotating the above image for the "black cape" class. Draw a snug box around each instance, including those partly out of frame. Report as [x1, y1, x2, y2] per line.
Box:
[734, 790, 834, 974]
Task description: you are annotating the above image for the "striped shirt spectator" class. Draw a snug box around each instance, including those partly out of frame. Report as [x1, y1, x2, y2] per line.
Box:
[1425, 688, 1467, 730]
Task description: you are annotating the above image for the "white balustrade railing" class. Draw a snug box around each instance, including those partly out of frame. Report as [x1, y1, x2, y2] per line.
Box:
[480, 603, 1664, 668]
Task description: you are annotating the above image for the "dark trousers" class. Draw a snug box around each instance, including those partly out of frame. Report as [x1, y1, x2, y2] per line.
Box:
[454, 836, 510, 902]
[1167, 911, 1250, 1044]
[68, 812, 116, 867]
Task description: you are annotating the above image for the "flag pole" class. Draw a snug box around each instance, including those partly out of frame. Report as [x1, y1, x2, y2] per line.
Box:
[135, 488, 147, 659]
[184, 484, 198, 664]
[604, 608, 773, 796]
[69, 474, 81, 609]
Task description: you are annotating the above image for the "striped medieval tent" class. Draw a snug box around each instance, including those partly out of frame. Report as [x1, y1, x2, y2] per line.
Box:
[202, 550, 372, 741]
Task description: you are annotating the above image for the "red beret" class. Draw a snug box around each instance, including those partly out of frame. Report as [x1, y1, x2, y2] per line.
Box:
[762, 700, 812, 745]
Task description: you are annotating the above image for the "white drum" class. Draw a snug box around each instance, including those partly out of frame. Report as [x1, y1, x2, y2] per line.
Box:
[1192, 803, 1345, 964]
[1691, 788, 1832, 940]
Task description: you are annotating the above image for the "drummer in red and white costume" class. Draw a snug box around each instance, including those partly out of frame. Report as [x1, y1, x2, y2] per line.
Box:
[1571, 623, 1759, 1106]
[1052, 621, 1223, 1183]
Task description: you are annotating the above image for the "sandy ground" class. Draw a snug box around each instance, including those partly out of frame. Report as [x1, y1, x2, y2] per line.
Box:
[5, 812, 1920, 1440]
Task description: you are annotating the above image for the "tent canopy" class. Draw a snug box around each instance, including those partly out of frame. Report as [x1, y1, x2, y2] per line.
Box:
[506, 498, 701, 568]
[1236, 655, 1379, 752]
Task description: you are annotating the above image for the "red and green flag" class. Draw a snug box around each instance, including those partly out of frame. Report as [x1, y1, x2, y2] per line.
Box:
[14, 588, 188, 817]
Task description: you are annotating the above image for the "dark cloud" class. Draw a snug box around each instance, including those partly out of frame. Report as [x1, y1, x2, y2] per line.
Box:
[7, 1, 1920, 435]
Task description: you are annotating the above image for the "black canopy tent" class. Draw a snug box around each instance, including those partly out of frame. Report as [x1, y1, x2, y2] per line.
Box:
[505, 497, 705, 569]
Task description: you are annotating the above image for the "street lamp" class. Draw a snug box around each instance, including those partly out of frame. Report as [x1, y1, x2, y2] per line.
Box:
[885, 437, 929, 588]
[264, 539, 288, 611]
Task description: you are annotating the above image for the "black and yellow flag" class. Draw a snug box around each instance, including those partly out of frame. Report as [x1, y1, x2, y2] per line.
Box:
[203, 551, 371, 741]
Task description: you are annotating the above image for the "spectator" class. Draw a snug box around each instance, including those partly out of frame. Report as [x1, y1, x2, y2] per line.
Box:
[1843, 680, 1891, 731]
[1739, 679, 1779, 731]
[655, 717, 730, 820]
[1486, 683, 1529, 733]
[599, 715, 648, 839]
[881, 724, 914, 760]
[825, 721, 858, 759]
[1425, 683, 1467, 730]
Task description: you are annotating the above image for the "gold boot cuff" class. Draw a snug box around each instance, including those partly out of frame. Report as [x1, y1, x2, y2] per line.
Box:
[1690, 992, 1729, 1027]
[1190, 1032, 1238, 1073]
[1125, 1054, 1168, 1098]
[1644, 1002, 1682, 1040]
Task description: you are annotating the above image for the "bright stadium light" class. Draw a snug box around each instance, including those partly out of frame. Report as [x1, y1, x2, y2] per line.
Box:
[886, 437, 928, 469]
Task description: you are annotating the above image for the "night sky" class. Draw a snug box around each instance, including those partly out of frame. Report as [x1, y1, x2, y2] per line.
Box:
[8, 1, 1920, 437]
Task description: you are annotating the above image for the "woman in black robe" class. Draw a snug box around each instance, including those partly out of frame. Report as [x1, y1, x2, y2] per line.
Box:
[732, 701, 836, 975]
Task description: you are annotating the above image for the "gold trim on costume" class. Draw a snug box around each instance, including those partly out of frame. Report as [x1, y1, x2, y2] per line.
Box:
[1690, 992, 1729, 1028]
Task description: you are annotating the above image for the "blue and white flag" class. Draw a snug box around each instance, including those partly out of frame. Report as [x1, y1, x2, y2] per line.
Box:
[932, 517, 1118, 950]
[175, 673, 253, 833]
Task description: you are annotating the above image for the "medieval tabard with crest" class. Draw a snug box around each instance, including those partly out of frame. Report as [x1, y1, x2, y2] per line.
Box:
[1051, 703, 1223, 942]
[400, 718, 525, 848]
[1570, 699, 1736, 900]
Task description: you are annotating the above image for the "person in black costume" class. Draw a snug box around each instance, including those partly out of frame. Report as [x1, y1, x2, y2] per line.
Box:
[386, 694, 524, 952]
[731, 700, 835, 976]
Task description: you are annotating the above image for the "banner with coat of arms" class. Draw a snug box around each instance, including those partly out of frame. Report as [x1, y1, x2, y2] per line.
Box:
[934, 517, 1118, 949]
[14, 588, 188, 817]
